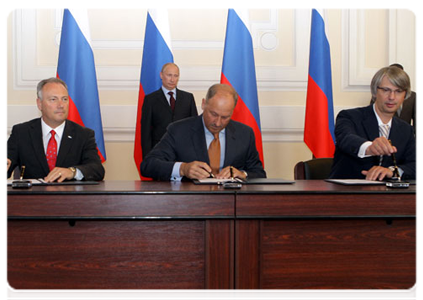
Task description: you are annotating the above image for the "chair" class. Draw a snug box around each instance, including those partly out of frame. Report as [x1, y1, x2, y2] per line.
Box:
[12, 166, 21, 179]
[294, 158, 333, 180]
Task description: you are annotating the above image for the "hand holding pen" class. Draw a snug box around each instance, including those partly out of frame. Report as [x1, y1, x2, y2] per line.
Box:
[388, 140, 401, 180]
[213, 166, 247, 180]
[180, 161, 215, 179]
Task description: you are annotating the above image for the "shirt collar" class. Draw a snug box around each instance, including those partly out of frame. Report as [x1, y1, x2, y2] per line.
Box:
[202, 116, 225, 138]
[162, 86, 177, 98]
[372, 104, 392, 127]
[41, 118, 66, 139]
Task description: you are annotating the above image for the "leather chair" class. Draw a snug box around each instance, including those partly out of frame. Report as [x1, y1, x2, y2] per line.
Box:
[294, 158, 333, 180]
[12, 166, 21, 179]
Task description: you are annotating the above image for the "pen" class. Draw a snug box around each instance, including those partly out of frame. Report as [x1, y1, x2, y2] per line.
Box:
[388, 140, 400, 179]
[20, 166, 25, 180]
[230, 166, 233, 179]
[207, 170, 215, 178]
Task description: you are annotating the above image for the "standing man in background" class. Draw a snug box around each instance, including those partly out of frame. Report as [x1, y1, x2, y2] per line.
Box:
[141, 63, 198, 158]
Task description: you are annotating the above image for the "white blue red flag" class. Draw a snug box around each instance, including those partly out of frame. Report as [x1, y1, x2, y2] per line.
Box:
[57, 9, 106, 162]
[221, 9, 264, 166]
[134, 9, 173, 178]
[304, 9, 335, 158]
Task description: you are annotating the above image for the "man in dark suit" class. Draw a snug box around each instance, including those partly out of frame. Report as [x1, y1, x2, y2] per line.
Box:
[397, 91, 416, 128]
[141, 63, 198, 158]
[7, 77, 105, 182]
[330, 66, 415, 180]
[141, 84, 266, 181]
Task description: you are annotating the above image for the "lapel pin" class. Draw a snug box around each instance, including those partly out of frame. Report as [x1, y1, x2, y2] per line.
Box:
[68, 135, 72, 139]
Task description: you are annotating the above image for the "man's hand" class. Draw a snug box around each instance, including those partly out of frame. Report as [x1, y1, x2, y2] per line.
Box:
[216, 166, 247, 180]
[361, 166, 394, 181]
[7, 159, 11, 171]
[44, 167, 74, 183]
[366, 137, 397, 156]
[180, 161, 213, 180]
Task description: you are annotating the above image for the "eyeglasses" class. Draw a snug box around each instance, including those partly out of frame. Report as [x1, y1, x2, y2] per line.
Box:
[377, 86, 405, 96]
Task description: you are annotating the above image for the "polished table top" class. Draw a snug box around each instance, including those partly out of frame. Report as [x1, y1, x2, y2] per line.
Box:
[7, 179, 416, 195]
[8, 180, 415, 219]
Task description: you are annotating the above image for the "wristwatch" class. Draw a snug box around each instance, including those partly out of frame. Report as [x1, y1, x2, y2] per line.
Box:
[242, 170, 248, 179]
[69, 167, 77, 178]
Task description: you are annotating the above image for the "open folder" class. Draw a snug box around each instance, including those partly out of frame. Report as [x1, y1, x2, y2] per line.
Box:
[325, 179, 415, 185]
[7, 179, 100, 186]
[193, 178, 294, 185]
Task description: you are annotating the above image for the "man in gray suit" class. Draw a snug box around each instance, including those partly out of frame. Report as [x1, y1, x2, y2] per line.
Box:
[141, 83, 266, 181]
[141, 63, 198, 158]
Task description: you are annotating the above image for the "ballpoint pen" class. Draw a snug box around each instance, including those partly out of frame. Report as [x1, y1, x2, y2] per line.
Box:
[230, 166, 234, 180]
[388, 140, 400, 179]
[20, 166, 26, 180]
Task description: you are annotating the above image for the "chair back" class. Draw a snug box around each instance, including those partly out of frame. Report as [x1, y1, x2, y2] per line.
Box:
[294, 158, 333, 180]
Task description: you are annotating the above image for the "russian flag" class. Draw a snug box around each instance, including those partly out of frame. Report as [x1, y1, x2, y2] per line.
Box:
[57, 9, 106, 162]
[134, 9, 173, 179]
[304, 9, 335, 158]
[221, 9, 264, 166]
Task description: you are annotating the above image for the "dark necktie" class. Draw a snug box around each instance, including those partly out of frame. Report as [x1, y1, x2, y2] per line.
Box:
[46, 130, 57, 171]
[208, 133, 220, 175]
[168, 91, 175, 112]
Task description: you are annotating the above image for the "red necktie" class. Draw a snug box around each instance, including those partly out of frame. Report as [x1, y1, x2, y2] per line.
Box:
[46, 130, 57, 171]
[168, 91, 176, 112]
[208, 133, 220, 175]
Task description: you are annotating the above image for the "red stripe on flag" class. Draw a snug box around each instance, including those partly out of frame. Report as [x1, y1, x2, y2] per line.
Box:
[134, 84, 152, 181]
[304, 75, 335, 158]
[221, 74, 264, 166]
[67, 96, 106, 162]
[67, 96, 85, 127]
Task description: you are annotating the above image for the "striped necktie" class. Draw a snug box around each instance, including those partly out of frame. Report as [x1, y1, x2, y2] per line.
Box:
[378, 124, 390, 165]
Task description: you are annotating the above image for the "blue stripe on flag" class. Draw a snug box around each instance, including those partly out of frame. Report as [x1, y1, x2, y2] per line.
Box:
[222, 9, 261, 129]
[140, 12, 174, 95]
[308, 9, 335, 141]
[57, 9, 106, 158]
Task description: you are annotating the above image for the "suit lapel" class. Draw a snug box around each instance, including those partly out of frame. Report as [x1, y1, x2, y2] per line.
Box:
[56, 120, 75, 166]
[30, 119, 50, 175]
[362, 106, 379, 141]
[158, 89, 173, 115]
[389, 117, 401, 145]
[191, 116, 209, 163]
[223, 121, 236, 166]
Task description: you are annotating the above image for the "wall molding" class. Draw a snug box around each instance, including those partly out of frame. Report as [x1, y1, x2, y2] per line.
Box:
[12, 9, 310, 91]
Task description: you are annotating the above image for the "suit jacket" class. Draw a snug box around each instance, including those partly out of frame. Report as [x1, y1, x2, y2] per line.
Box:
[396, 91, 416, 132]
[7, 118, 105, 181]
[141, 88, 198, 158]
[329, 105, 415, 180]
[141, 115, 266, 181]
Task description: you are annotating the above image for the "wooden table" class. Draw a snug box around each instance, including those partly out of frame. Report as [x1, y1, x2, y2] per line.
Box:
[8, 180, 415, 289]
